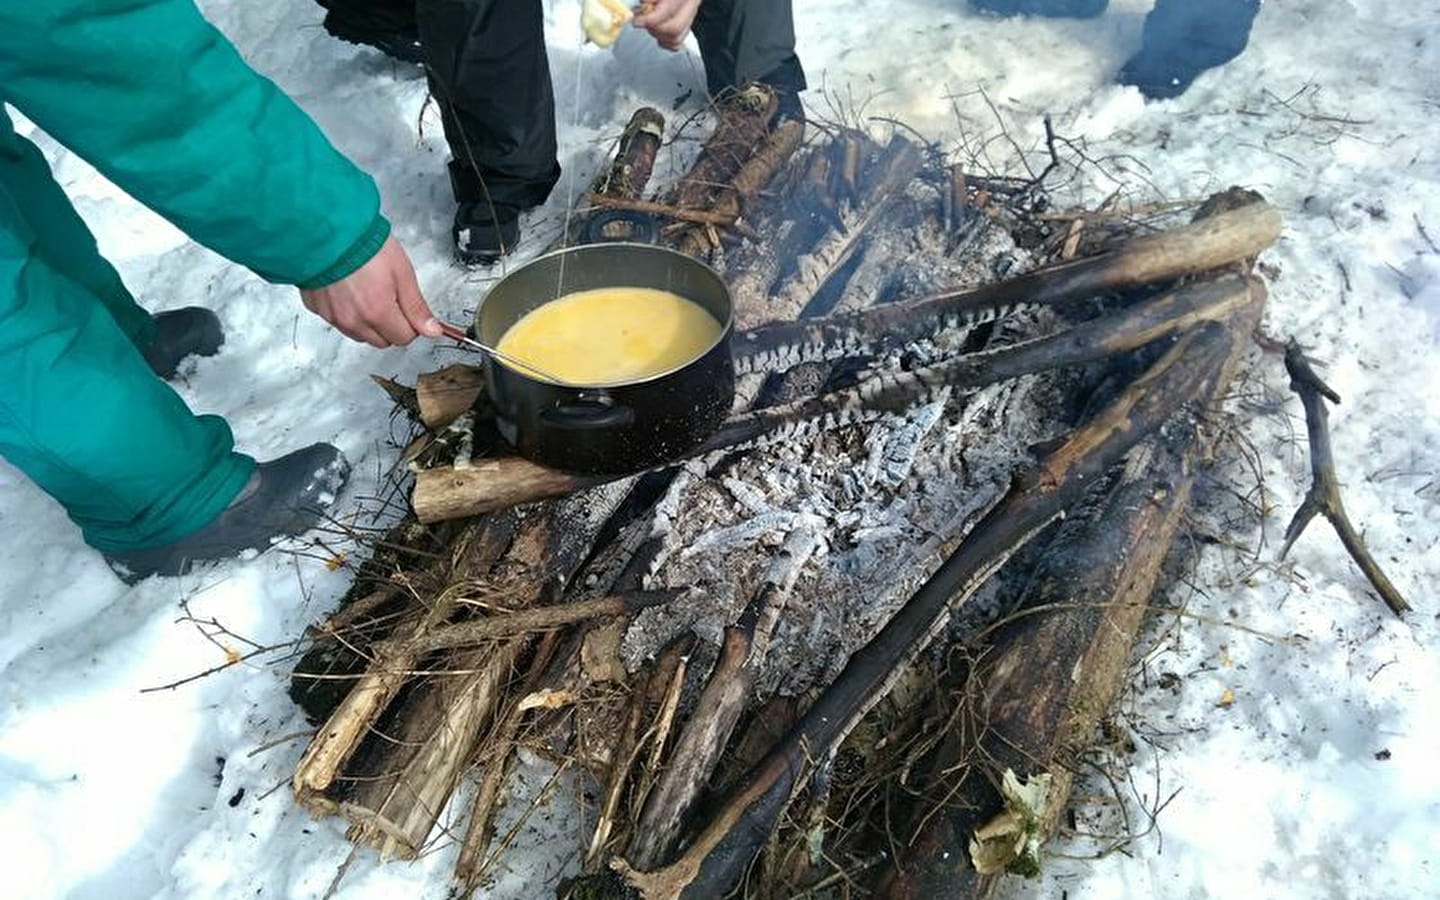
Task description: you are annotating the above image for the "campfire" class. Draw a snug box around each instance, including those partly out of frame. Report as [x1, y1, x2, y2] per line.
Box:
[286, 87, 1301, 899]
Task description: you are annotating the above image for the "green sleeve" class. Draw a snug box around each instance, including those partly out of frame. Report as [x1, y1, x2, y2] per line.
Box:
[0, 0, 388, 288]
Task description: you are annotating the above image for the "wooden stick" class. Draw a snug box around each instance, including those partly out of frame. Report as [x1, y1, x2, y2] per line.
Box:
[1279, 340, 1410, 616]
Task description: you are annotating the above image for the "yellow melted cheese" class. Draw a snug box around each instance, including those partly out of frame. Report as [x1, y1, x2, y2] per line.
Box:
[495, 287, 723, 384]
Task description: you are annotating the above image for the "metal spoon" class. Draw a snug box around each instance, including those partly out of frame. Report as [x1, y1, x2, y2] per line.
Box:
[436, 321, 572, 385]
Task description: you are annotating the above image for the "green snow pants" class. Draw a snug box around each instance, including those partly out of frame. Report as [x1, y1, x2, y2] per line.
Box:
[0, 108, 253, 554]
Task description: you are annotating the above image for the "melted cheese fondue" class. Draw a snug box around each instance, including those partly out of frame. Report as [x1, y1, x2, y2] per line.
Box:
[496, 287, 723, 384]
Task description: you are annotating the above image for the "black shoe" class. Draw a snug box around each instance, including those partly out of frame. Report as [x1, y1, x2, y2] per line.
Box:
[771, 88, 805, 127]
[322, 11, 423, 65]
[453, 202, 520, 267]
[104, 443, 351, 583]
[143, 307, 224, 379]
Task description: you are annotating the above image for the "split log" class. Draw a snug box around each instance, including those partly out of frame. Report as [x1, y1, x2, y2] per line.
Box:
[411, 275, 1255, 521]
[342, 638, 526, 859]
[416, 363, 486, 430]
[611, 317, 1243, 900]
[455, 630, 563, 886]
[875, 279, 1268, 898]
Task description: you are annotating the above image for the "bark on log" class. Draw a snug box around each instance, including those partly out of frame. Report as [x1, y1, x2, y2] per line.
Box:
[672, 115, 805, 260]
[669, 88, 778, 213]
[874, 279, 1268, 899]
[594, 108, 665, 201]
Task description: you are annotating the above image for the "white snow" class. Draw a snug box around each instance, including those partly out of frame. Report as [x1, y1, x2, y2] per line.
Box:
[2, 1, 1437, 898]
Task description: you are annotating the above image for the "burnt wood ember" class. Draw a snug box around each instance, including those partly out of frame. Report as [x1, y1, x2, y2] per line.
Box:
[289, 97, 1283, 900]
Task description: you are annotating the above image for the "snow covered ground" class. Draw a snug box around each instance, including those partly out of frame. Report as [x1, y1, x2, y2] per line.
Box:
[2, 1, 1437, 898]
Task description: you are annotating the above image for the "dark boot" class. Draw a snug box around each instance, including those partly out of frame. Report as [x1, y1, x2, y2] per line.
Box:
[142, 307, 224, 379]
[452, 201, 520, 267]
[969, 0, 1108, 18]
[104, 443, 350, 583]
[1118, 0, 1260, 99]
[317, 0, 423, 64]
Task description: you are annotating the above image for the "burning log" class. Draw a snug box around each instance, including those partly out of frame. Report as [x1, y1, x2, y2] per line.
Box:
[411, 274, 1257, 521]
[733, 199, 1281, 374]
[875, 279, 1268, 898]
[611, 314, 1249, 900]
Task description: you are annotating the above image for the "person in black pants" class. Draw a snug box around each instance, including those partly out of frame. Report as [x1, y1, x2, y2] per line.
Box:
[314, 0, 805, 266]
[970, 0, 1262, 100]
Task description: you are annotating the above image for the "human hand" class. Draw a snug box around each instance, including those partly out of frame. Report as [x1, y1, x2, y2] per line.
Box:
[299, 235, 442, 348]
[632, 0, 702, 52]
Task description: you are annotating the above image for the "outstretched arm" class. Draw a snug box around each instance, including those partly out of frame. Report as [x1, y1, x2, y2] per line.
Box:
[0, 0, 439, 345]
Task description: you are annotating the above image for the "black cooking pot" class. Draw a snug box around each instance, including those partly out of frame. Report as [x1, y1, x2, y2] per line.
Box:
[475, 243, 735, 474]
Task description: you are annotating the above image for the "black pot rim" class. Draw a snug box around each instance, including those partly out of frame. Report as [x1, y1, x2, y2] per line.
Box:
[476, 242, 735, 389]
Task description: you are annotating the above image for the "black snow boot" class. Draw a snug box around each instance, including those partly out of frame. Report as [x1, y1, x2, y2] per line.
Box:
[319, 4, 423, 65]
[452, 201, 520, 267]
[1118, 0, 1261, 99]
[104, 443, 351, 583]
[970, 0, 1109, 19]
[142, 307, 224, 379]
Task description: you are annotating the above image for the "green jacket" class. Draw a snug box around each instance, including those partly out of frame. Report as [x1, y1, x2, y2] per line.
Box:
[0, 0, 388, 288]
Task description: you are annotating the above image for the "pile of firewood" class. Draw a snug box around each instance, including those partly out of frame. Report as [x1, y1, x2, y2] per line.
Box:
[286, 87, 1287, 899]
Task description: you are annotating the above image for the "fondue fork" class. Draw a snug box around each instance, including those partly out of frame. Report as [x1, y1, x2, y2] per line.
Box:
[436, 321, 572, 385]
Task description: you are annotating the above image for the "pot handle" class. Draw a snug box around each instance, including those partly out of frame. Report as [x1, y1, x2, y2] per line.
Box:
[540, 398, 637, 430]
[580, 209, 660, 245]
